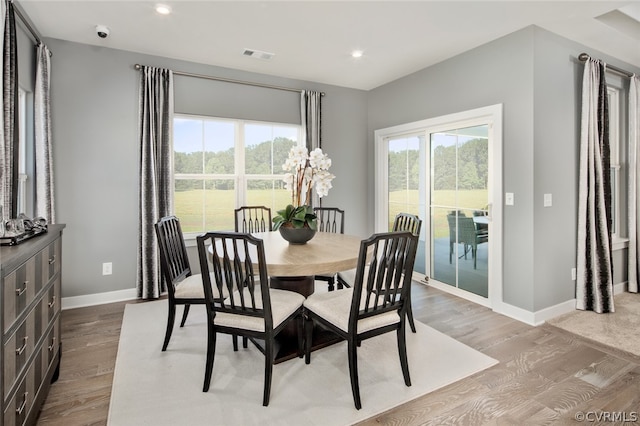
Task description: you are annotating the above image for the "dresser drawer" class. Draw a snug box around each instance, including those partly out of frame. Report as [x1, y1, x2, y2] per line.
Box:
[3, 306, 36, 399]
[3, 355, 36, 426]
[38, 277, 60, 336]
[38, 239, 60, 290]
[3, 258, 36, 335]
[41, 320, 59, 376]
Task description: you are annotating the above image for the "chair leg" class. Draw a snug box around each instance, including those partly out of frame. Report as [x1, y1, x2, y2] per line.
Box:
[397, 324, 412, 387]
[473, 245, 477, 269]
[406, 283, 417, 333]
[297, 314, 304, 358]
[328, 276, 335, 292]
[263, 337, 274, 406]
[449, 241, 453, 263]
[179, 304, 190, 327]
[337, 274, 350, 289]
[243, 337, 248, 348]
[347, 338, 362, 410]
[232, 335, 238, 351]
[336, 274, 343, 290]
[162, 302, 176, 351]
[203, 323, 217, 392]
[406, 301, 417, 333]
[304, 315, 313, 365]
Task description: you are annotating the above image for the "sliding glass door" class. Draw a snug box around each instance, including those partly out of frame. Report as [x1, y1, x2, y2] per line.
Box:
[375, 105, 502, 308]
[386, 135, 427, 274]
[430, 125, 489, 297]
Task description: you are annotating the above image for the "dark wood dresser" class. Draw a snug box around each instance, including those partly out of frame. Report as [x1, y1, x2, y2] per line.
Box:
[0, 224, 64, 426]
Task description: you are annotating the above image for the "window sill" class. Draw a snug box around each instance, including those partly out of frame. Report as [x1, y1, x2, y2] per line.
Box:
[613, 237, 629, 251]
[184, 234, 199, 248]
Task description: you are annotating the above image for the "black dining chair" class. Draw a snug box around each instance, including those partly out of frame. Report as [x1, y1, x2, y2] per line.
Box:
[303, 230, 419, 409]
[389, 213, 422, 333]
[313, 207, 347, 291]
[155, 215, 230, 351]
[447, 212, 487, 269]
[234, 206, 272, 233]
[196, 231, 305, 406]
[338, 212, 422, 333]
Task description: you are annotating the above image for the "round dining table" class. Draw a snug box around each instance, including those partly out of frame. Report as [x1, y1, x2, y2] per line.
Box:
[248, 230, 363, 297]
[208, 230, 364, 363]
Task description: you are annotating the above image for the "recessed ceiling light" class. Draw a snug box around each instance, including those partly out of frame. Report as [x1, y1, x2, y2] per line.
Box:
[351, 50, 363, 59]
[155, 4, 172, 15]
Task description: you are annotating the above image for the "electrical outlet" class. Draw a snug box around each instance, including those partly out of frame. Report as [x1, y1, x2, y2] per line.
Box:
[544, 193, 552, 207]
[103, 262, 112, 276]
[571, 267, 576, 281]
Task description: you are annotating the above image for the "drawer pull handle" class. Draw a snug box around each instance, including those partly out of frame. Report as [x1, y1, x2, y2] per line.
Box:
[48, 337, 56, 352]
[16, 392, 28, 415]
[49, 255, 56, 265]
[48, 295, 56, 308]
[16, 336, 28, 355]
[15, 281, 28, 296]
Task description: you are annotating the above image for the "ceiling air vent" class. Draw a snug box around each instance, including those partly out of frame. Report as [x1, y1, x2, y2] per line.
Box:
[242, 48, 275, 60]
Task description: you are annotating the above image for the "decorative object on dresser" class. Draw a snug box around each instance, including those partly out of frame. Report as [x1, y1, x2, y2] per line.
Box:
[0, 215, 48, 247]
[0, 224, 64, 426]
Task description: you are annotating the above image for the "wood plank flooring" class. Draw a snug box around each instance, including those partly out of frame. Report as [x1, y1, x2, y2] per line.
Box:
[35, 285, 640, 425]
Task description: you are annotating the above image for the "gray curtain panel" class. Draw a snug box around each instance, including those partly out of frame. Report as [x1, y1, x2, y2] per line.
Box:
[576, 59, 614, 313]
[1, 0, 17, 220]
[628, 76, 640, 293]
[35, 43, 55, 223]
[301, 90, 322, 206]
[137, 66, 174, 299]
[301, 90, 322, 151]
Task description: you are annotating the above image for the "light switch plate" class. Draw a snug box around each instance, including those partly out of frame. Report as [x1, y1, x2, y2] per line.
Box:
[505, 192, 514, 206]
[544, 193, 552, 207]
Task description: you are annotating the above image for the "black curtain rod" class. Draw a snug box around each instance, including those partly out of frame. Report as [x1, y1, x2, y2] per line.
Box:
[578, 52, 634, 78]
[134, 63, 324, 96]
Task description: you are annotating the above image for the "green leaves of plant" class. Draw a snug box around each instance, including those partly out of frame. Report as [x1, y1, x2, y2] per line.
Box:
[272, 204, 317, 231]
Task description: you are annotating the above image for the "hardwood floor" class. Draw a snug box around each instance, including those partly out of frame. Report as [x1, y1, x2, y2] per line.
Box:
[36, 285, 640, 425]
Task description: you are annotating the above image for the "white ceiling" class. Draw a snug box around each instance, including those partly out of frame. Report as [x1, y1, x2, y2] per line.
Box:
[17, 1, 640, 90]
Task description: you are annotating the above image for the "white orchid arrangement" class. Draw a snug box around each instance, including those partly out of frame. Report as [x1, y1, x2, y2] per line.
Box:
[273, 146, 335, 230]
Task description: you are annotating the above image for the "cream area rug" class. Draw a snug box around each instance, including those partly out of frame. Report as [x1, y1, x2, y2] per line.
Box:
[547, 292, 640, 357]
[108, 300, 497, 426]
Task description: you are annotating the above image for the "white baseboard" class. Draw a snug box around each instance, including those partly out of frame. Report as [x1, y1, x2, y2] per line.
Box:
[423, 280, 629, 327]
[61, 288, 137, 310]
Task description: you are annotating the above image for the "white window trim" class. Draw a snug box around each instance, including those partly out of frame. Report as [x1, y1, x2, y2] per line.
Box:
[607, 82, 629, 251]
[374, 104, 503, 310]
[174, 113, 303, 240]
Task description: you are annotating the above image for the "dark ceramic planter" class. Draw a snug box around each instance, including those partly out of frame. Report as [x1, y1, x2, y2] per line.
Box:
[278, 226, 316, 244]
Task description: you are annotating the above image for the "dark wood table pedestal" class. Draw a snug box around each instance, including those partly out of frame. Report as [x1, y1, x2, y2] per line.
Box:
[269, 275, 341, 364]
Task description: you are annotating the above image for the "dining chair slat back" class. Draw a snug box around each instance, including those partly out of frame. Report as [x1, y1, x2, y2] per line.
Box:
[196, 231, 305, 406]
[313, 207, 346, 291]
[391, 212, 422, 333]
[303, 230, 419, 409]
[155, 215, 203, 351]
[234, 206, 272, 233]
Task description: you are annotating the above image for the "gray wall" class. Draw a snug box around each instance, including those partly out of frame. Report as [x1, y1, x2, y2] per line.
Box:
[368, 26, 640, 312]
[46, 39, 368, 298]
[44, 24, 639, 313]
